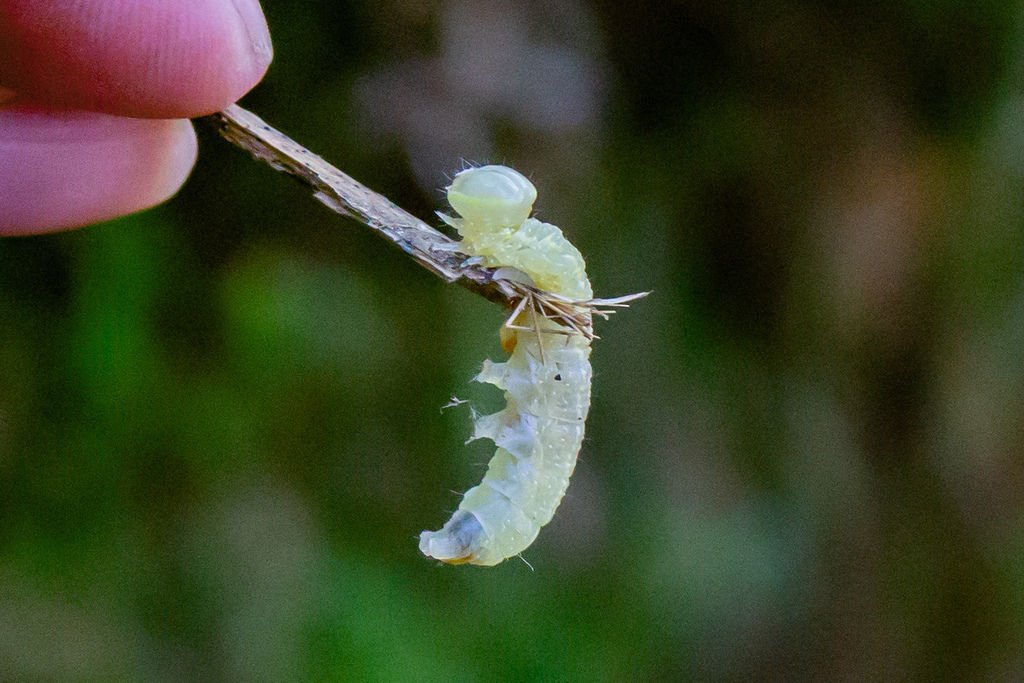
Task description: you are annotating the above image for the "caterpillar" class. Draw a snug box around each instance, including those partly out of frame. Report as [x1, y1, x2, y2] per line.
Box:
[418, 165, 599, 567]
[199, 108, 641, 566]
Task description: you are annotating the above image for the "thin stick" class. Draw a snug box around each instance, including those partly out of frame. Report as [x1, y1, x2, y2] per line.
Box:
[198, 104, 649, 328]
[199, 104, 513, 307]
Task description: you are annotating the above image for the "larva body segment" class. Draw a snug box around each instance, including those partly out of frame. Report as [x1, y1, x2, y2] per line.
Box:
[419, 165, 594, 567]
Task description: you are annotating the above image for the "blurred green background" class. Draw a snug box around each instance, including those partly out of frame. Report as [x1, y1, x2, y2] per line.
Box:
[4, 0, 1024, 679]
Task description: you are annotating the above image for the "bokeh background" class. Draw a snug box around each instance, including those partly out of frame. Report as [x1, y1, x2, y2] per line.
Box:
[3, 0, 1024, 679]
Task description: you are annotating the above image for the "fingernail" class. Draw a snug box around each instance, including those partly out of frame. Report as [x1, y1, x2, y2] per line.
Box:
[230, 0, 274, 69]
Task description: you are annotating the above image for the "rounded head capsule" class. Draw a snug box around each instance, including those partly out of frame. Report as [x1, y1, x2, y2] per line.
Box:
[447, 165, 537, 229]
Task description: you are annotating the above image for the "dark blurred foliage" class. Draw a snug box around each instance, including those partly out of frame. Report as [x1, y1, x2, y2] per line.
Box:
[3, 0, 1024, 679]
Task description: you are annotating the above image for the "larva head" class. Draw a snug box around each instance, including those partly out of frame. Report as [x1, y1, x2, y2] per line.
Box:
[447, 165, 537, 231]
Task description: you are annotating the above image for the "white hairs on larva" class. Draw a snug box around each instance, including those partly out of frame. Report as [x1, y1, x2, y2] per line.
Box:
[419, 165, 595, 566]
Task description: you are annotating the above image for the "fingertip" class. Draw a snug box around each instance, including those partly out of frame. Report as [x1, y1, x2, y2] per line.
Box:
[0, 108, 198, 235]
[0, 0, 273, 118]
[149, 120, 200, 205]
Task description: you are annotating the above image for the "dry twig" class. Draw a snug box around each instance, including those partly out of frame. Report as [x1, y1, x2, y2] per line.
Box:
[199, 104, 648, 331]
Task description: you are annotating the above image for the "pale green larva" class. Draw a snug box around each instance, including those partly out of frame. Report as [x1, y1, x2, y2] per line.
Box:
[419, 165, 594, 566]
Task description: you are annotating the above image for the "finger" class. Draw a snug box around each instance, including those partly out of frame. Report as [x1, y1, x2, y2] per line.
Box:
[0, 106, 198, 235]
[0, 0, 272, 118]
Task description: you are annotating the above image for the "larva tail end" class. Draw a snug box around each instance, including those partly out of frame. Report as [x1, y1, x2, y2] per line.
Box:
[419, 510, 486, 565]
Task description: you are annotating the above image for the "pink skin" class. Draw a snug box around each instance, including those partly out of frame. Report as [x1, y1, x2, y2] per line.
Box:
[0, 0, 273, 234]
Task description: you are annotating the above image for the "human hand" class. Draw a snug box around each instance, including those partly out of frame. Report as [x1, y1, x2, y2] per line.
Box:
[0, 0, 272, 235]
